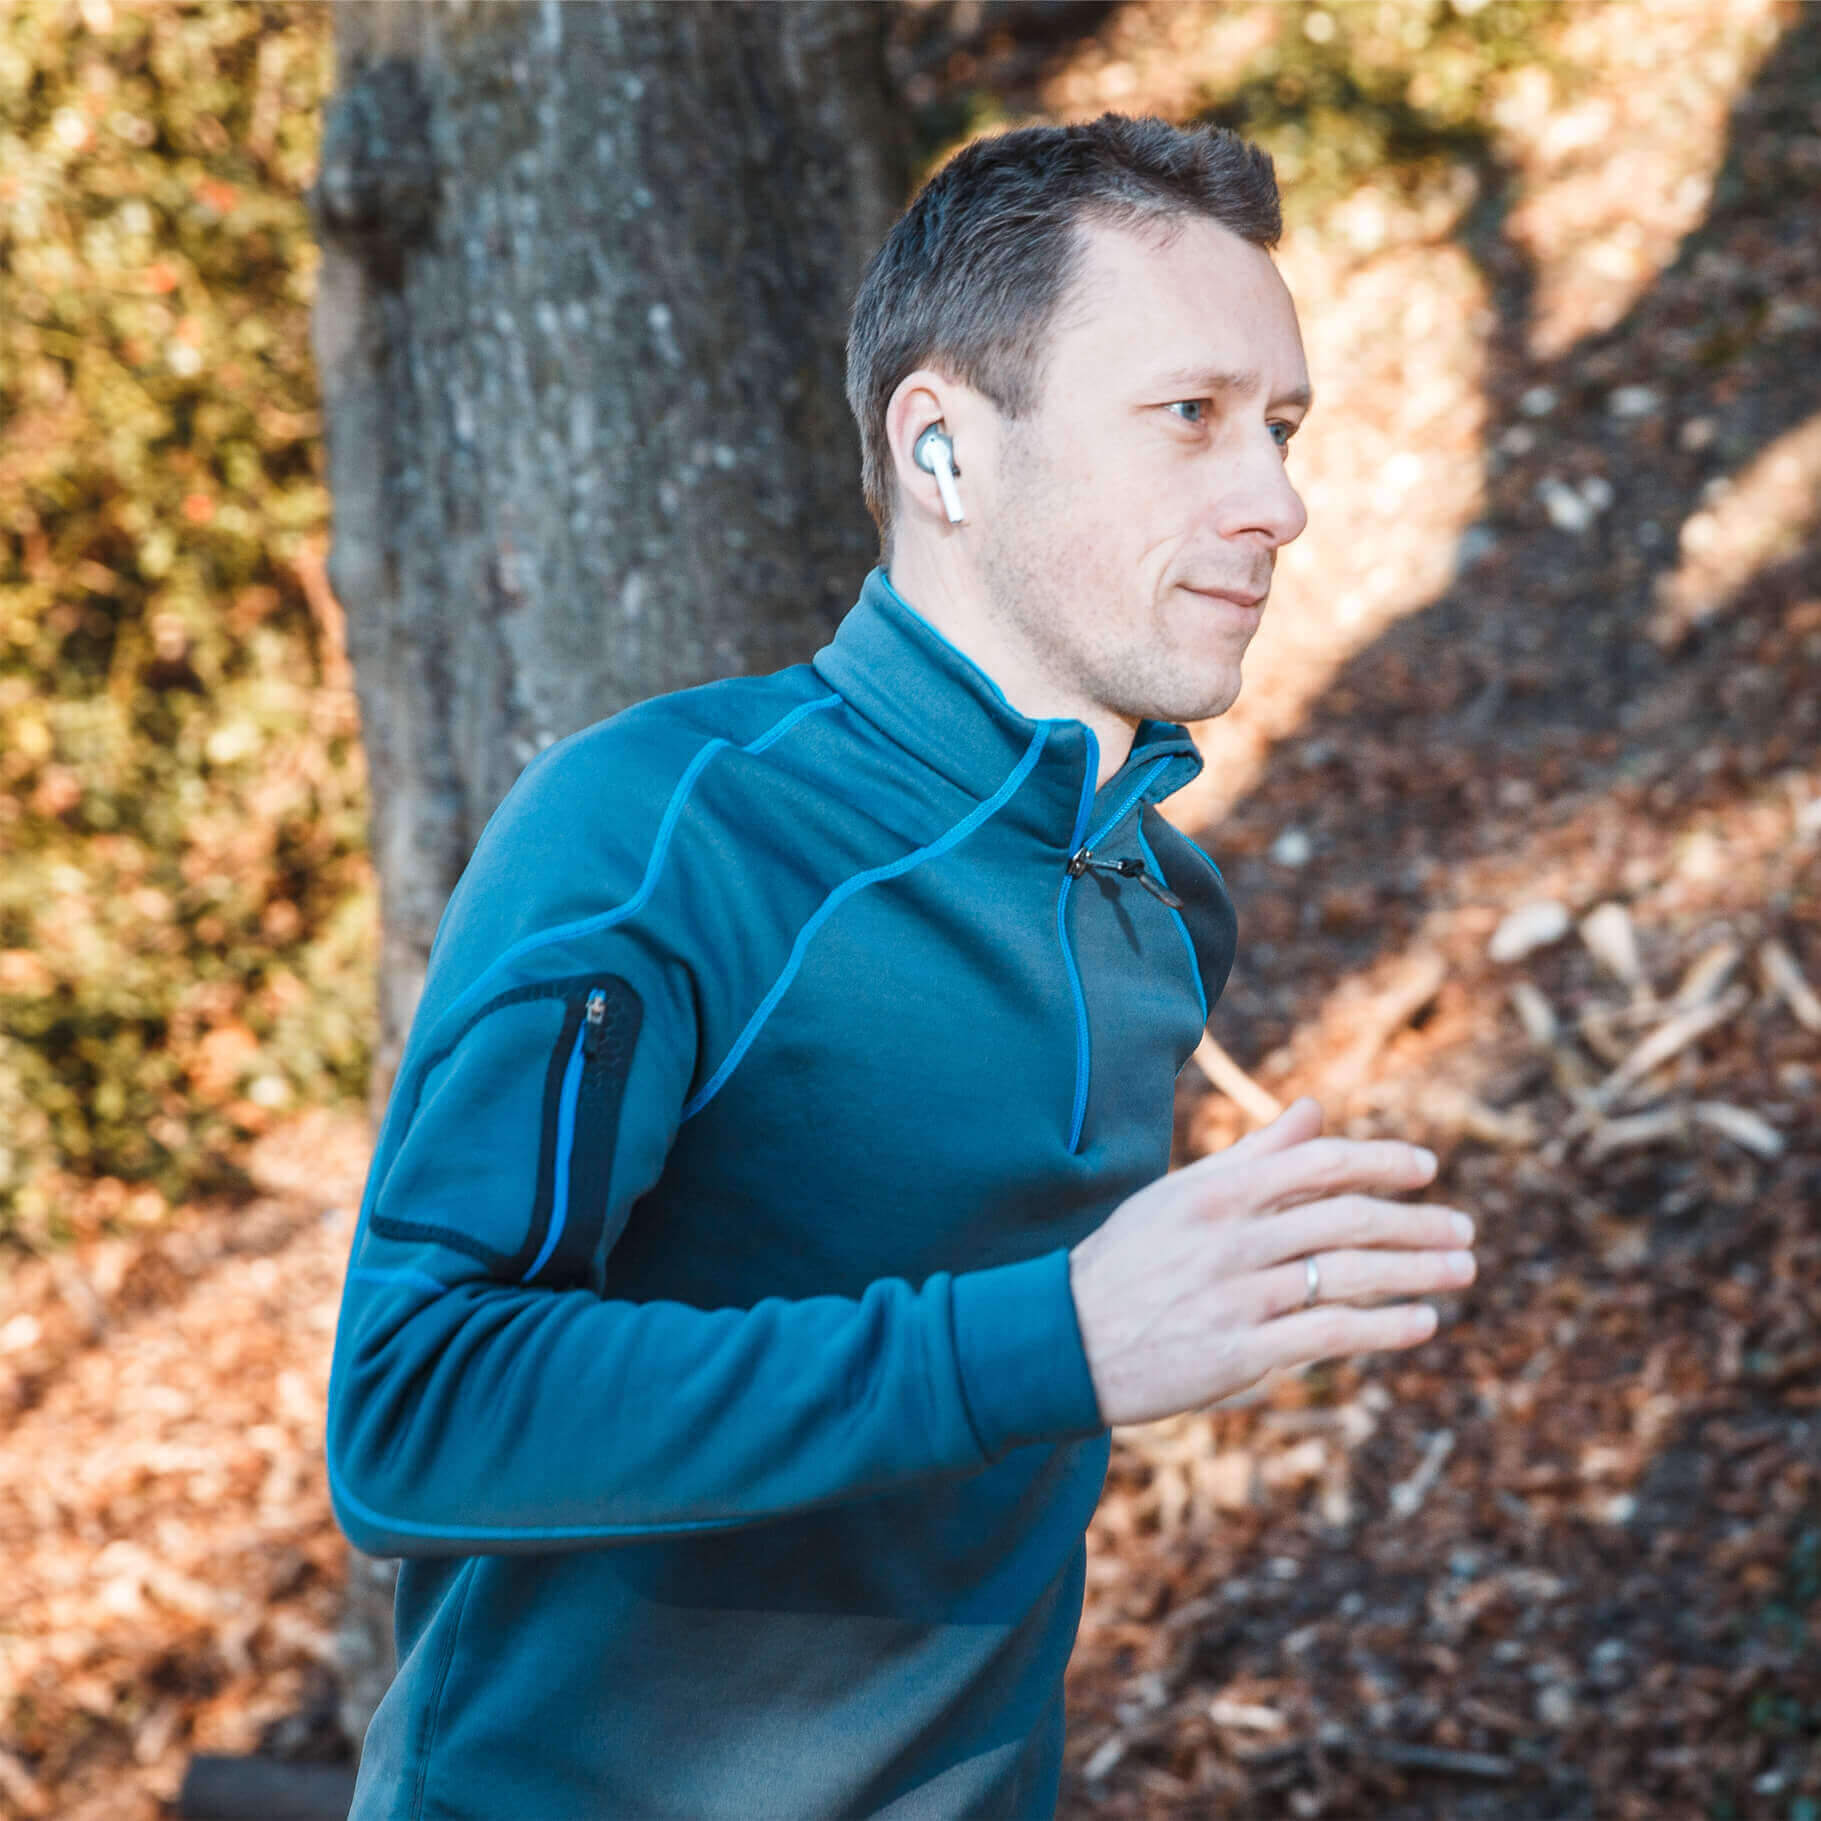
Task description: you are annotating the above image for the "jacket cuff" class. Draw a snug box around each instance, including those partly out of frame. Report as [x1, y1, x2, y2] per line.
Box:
[949, 1248, 1106, 1461]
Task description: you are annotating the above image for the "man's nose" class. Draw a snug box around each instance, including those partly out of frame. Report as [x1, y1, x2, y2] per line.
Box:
[1217, 437, 1309, 552]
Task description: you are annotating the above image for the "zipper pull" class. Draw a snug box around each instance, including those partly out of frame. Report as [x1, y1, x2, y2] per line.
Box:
[1065, 848, 1184, 909]
[582, 988, 607, 1059]
[1117, 858, 1184, 909]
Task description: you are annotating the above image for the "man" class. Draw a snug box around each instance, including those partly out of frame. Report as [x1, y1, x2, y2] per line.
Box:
[328, 113, 1477, 1819]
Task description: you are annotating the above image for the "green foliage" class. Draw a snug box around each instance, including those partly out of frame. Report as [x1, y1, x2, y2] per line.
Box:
[903, 0, 1581, 224]
[1191, 0, 1578, 227]
[0, 0, 368, 1238]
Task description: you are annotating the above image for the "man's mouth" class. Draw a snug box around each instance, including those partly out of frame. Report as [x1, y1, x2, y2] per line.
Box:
[1182, 585, 1266, 610]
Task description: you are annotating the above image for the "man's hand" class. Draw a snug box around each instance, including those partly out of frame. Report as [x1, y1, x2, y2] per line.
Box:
[1069, 1098, 1475, 1427]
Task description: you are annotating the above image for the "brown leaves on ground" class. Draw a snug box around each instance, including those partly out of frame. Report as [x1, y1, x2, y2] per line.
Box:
[3, 4, 1819, 1818]
[0, 1112, 367, 1819]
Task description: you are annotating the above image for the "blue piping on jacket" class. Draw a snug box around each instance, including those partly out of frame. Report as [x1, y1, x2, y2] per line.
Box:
[1136, 823, 1207, 1025]
[1177, 827, 1225, 885]
[1056, 732, 1100, 1156]
[1057, 754, 1175, 1155]
[440, 692, 844, 1041]
[522, 1008, 591, 1283]
[681, 722, 1053, 1120]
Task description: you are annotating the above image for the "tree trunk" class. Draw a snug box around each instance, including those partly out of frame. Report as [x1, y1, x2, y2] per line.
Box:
[310, 0, 903, 1120]
[307, 0, 903, 1751]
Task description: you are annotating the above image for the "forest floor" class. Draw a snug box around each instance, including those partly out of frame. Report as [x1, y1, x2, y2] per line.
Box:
[3, 2, 1819, 1817]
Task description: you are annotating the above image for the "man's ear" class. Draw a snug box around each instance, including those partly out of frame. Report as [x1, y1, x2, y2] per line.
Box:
[885, 370, 983, 535]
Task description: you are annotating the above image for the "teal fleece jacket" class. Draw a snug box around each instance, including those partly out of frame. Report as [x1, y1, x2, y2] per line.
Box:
[327, 568, 1236, 1820]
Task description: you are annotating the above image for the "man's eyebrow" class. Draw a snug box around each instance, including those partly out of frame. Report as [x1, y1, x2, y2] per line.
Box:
[1147, 365, 1315, 412]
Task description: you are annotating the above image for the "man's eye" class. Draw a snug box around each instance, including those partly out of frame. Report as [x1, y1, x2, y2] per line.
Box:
[1271, 421, 1298, 451]
[1166, 400, 1206, 425]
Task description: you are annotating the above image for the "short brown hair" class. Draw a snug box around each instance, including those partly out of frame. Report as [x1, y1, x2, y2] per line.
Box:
[845, 113, 1283, 551]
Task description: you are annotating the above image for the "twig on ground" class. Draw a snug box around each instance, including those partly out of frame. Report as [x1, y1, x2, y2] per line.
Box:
[1509, 980, 1560, 1047]
[1352, 1736, 1516, 1779]
[1579, 902, 1651, 1004]
[1319, 949, 1448, 1102]
[1760, 939, 1821, 1031]
[1417, 1083, 1540, 1148]
[1192, 1033, 1284, 1125]
[1081, 1735, 1127, 1783]
[1582, 1105, 1689, 1163]
[0, 1746, 48, 1819]
[1208, 1697, 1288, 1733]
[1595, 984, 1751, 1108]
[1670, 938, 1743, 1013]
[1235, 1730, 1517, 1781]
[1578, 1093, 1783, 1163]
[1689, 1100, 1784, 1158]
[1387, 1428, 1455, 1521]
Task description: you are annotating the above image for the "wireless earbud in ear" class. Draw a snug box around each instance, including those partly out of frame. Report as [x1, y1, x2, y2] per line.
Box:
[912, 424, 967, 526]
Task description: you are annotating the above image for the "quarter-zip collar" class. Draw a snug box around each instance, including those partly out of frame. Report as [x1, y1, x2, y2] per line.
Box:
[813, 567, 1202, 848]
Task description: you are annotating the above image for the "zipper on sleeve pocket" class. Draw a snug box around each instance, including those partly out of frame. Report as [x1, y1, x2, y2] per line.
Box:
[523, 983, 637, 1286]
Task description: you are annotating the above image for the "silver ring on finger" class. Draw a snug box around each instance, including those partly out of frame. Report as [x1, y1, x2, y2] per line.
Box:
[1303, 1253, 1322, 1307]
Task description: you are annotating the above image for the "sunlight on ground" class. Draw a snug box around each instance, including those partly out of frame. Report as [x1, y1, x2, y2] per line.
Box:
[1504, 0, 1786, 361]
[1158, 0, 1788, 835]
[1648, 407, 1821, 647]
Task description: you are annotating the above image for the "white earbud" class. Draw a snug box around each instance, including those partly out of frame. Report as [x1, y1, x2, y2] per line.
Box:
[913, 424, 967, 525]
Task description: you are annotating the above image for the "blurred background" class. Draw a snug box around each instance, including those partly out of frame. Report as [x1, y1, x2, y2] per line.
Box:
[1, 1, 1816, 1816]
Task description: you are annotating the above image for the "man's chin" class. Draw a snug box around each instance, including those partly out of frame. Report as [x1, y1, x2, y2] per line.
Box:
[1121, 693, 1241, 730]
[1150, 665, 1244, 727]
[1151, 615, 1252, 721]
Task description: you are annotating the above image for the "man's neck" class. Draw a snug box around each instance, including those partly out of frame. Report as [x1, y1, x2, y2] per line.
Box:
[883, 549, 1135, 786]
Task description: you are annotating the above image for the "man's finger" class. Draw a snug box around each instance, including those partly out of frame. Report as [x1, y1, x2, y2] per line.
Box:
[1243, 1195, 1474, 1270]
[1249, 1301, 1440, 1379]
[1254, 1243, 1474, 1318]
[1242, 1135, 1438, 1213]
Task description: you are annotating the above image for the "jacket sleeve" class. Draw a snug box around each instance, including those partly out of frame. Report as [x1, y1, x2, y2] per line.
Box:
[325, 759, 1105, 1561]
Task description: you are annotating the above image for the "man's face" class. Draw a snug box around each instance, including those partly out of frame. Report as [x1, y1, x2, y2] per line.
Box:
[972, 214, 1312, 729]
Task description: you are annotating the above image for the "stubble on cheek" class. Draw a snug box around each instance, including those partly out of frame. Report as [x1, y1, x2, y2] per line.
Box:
[976, 446, 1094, 658]
[979, 439, 1251, 723]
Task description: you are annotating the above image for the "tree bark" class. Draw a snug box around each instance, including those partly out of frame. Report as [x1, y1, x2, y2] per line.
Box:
[306, 0, 903, 1751]
[310, 0, 904, 1119]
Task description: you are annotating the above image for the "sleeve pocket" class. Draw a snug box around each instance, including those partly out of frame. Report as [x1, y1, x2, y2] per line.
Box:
[370, 973, 643, 1287]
